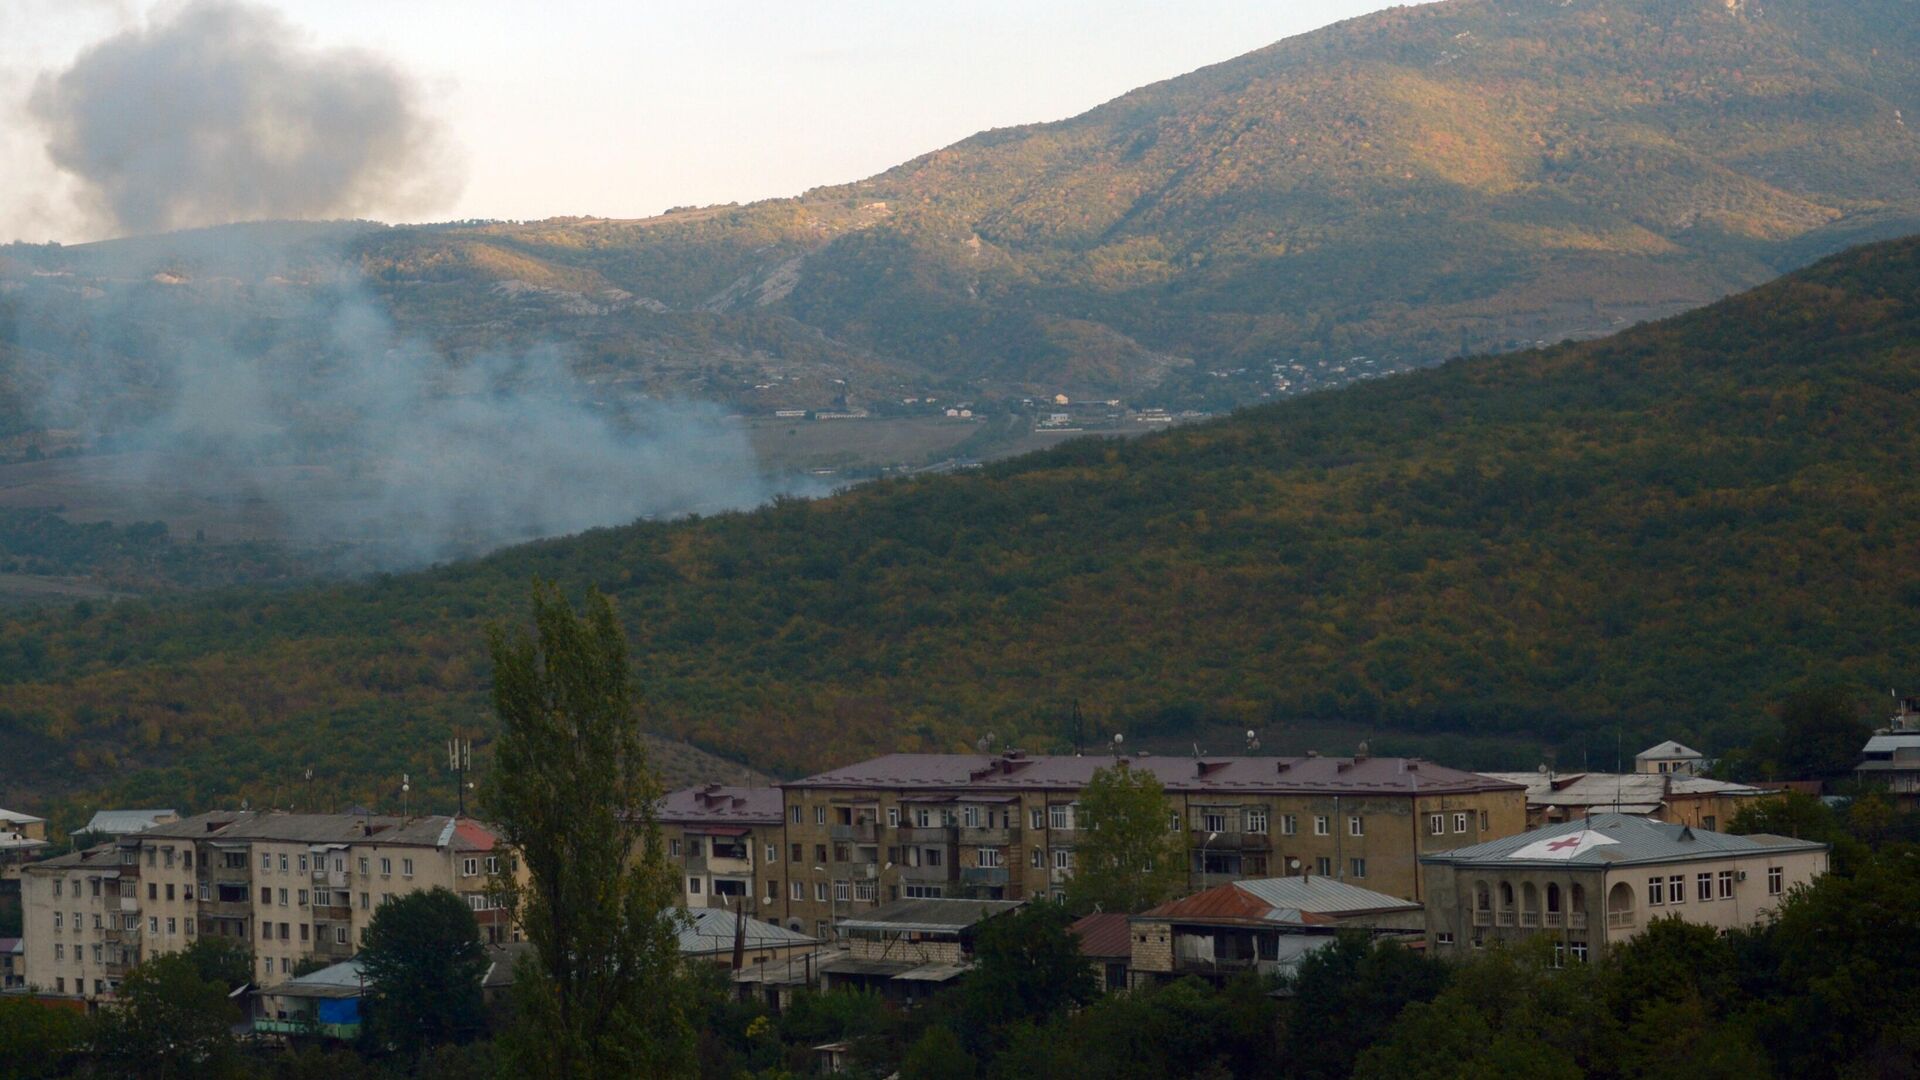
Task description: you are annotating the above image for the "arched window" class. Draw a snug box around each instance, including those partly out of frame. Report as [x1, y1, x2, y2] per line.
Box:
[1521, 882, 1539, 912]
[1474, 882, 1491, 911]
[1570, 883, 1585, 910]
[1546, 883, 1562, 913]
[1499, 881, 1515, 909]
[1607, 881, 1635, 926]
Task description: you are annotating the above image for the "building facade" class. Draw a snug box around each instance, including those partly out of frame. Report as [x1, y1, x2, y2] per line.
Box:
[1482, 771, 1777, 832]
[1421, 813, 1827, 963]
[1634, 741, 1707, 775]
[770, 751, 1524, 939]
[655, 785, 786, 916]
[20, 811, 517, 1003]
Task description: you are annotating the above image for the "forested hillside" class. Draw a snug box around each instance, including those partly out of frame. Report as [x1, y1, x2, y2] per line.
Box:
[1, 234, 1916, 815]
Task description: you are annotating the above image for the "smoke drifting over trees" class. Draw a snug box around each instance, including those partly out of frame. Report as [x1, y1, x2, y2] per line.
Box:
[28, 0, 458, 238]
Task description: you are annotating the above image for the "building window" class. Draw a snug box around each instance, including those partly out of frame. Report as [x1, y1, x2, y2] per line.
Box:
[1480, 811, 1490, 831]
[1029, 808, 1044, 830]
[379, 858, 391, 876]
[1552, 941, 1566, 968]
[279, 888, 289, 907]
[1718, 870, 1734, 898]
[463, 857, 480, 876]
[854, 881, 876, 902]
[1455, 812, 1470, 834]
[766, 843, 778, 864]
[1350, 858, 1366, 879]
[1648, 877, 1665, 906]
[766, 880, 779, 902]
[1668, 875, 1685, 904]
[1571, 941, 1589, 963]
[1429, 814, 1445, 835]
[978, 848, 1004, 869]
[1768, 867, 1784, 896]
[790, 844, 802, 863]
[833, 880, 851, 902]
[925, 848, 943, 867]
[791, 881, 803, 901]
[359, 857, 370, 875]
[1281, 814, 1297, 836]
[790, 806, 802, 825]
[1703, 815, 1717, 832]
[1202, 812, 1227, 834]
[814, 806, 826, 826]
[1049, 805, 1073, 831]
[1697, 872, 1713, 901]
[360, 892, 370, 910]
[53, 913, 61, 930]
[1349, 816, 1365, 837]
[54, 943, 63, 960]
[833, 843, 849, 863]
[1031, 849, 1044, 869]
[402, 858, 414, 877]
[688, 878, 701, 895]
[887, 808, 900, 827]
[905, 885, 944, 899]
[260, 886, 272, 905]
[1436, 932, 1455, 946]
[815, 882, 828, 902]
[963, 806, 981, 828]
[1316, 857, 1332, 876]
[298, 889, 309, 906]
[1053, 849, 1072, 870]
[1313, 816, 1330, 836]
[668, 839, 681, 857]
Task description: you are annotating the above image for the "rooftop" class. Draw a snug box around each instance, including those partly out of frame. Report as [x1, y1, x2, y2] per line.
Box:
[1481, 771, 1767, 814]
[787, 752, 1519, 798]
[0, 808, 45, 827]
[81, 809, 177, 835]
[835, 897, 1024, 935]
[675, 908, 820, 955]
[1070, 912, 1132, 959]
[1637, 741, 1705, 761]
[1139, 876, 1421, 926]
[1421, 812, 1827, 869]
[140, 811, 500, 851]
[656, 785, 784, 826]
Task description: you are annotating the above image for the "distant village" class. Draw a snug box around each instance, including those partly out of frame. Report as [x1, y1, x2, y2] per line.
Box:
[10, 706, 1916, 1059]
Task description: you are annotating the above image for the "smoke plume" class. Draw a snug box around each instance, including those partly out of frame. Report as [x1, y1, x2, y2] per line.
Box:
[28, 0, 458, 237]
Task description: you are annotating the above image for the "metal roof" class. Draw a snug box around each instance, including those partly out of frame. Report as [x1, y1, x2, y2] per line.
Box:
[1481, 772, 1765, 809]
[0, 808, 46, 827]
[140, 811, 500, 851]
[1234, 876, 1425, 915]
[656, 785, 784, 826]
[81, 810, 175, 835]
[1070, 912, 1133, 958]
[1421, 812, 1827, 869]
[835, 897, 1023, 934]
[675, 908, 820, 955]
[1863, 735, 1920, 753]
[270, 959, 366, 999]
[1636, 741, 1704, 761]
[786, 752, 1519, 798]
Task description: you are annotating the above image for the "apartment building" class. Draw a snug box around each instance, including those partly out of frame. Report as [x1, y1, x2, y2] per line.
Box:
[1421, 812, 1828, 963]
[770, 750, 1524, 938]
[20, 811, 516, 1002]
[655, 785, 785, 916]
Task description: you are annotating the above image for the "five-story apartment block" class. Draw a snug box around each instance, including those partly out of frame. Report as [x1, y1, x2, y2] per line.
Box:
[655, 785, 787, 916]
[21, 811, 517, 1002]
[768, 750, 1525, 939]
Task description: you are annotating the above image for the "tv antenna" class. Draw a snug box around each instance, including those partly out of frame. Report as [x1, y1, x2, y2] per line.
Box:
[448, 737, 474, 817]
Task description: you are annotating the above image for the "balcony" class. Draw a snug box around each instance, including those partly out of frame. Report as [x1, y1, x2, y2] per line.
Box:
[830, 823, 880, 844]
[203, 898, 254, 920]
[313, 935, 355, 960]
[1472, 909, 1492, 926]
[1544, 912, 1563, 929]
[1606, 910, 1634, 929]
[1495, 911, 1515, 927]
[960, 867, 1009, 887]
[1568, 912, 1588, 930]
[1190, 831, 1270, 852]
[1520, 912, 1541, 928]
[959, 827, 1021, 846]
[901, 861, 953, 884]
[311, 868, 348, 889]
[897, 825, 956, 844]
[104, 925, 141, 945]
[313, 903, 352, 922]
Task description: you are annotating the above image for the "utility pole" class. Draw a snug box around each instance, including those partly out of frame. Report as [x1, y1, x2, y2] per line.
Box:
[448, 736, 473, 817]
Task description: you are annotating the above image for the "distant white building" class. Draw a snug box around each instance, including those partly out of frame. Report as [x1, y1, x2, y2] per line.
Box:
[81, 809, 179, 837]
[1635, 741, 1706, 775]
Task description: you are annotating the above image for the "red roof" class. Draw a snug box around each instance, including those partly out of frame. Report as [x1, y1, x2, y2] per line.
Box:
[1139, 881, 1336, 926]
[1070, 913, 1132, 959]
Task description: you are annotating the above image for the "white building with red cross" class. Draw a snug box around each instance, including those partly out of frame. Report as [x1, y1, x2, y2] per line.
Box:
[1418, 812, 1827, 963]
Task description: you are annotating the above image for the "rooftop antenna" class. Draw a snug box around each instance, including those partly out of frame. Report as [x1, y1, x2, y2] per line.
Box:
[401, 773, 411, 821]
[1245, 729, 1260, 752]
[448, 737, 473, 817]
[1110, 732, 1125, 757]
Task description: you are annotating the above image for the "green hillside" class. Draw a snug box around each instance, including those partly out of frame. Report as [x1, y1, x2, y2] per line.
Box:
[2, 233, 1916, 814]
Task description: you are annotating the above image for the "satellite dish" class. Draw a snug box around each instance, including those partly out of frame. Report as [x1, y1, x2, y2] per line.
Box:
[1113, 733, 1124, 745]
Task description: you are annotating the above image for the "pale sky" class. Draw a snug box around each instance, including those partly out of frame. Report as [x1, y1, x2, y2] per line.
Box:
[1, 0, 1407, 243]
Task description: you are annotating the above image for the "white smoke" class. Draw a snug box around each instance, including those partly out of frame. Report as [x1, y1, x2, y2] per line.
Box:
[26, 0, 460, 237]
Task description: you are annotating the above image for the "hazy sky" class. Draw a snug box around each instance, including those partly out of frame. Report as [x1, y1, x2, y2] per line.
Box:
[2, 0, 1407, 243]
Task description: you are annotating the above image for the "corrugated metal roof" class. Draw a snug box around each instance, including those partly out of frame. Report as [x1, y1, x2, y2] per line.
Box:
[675, 908, 819, 955]
[0, 807, 46, 827]
[1864, 735, 1920, 753]
[272, 959, 366, 999]
[1234, 876, 1424, 914]
[81, 809, 174, 835]
[786, 752, 1518, 797]
[1481, 772, 1763, 809]
[140, 811, 501, 850]
[1070, 912, 1132, 958]
[835, 897, 1023, 934]
[1422, 812, 1826, 868]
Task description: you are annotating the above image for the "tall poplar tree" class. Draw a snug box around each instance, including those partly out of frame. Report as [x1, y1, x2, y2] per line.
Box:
[482, 582, 695, 1078]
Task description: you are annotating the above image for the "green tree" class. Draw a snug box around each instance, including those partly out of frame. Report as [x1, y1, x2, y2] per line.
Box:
[481, 581, 696, 1078]
[1287, 934, 1452, 1080]
[94, 951, 242, 1079]
[358, 886, 488, 1057]
[900, 1025, 977, 1080]
[1774, 685, 1871, 781]
[0, 996, 90, 1080]
[1065, 764, 1188, 914]
[178, 936, 252, 993]
[958, 901, 1097, 1051]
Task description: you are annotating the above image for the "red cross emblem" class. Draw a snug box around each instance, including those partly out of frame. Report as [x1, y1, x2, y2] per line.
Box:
[1545, 835, 1585, 852]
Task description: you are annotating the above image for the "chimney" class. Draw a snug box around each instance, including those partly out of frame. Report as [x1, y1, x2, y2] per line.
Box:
[1275, 761, 1291, 773]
